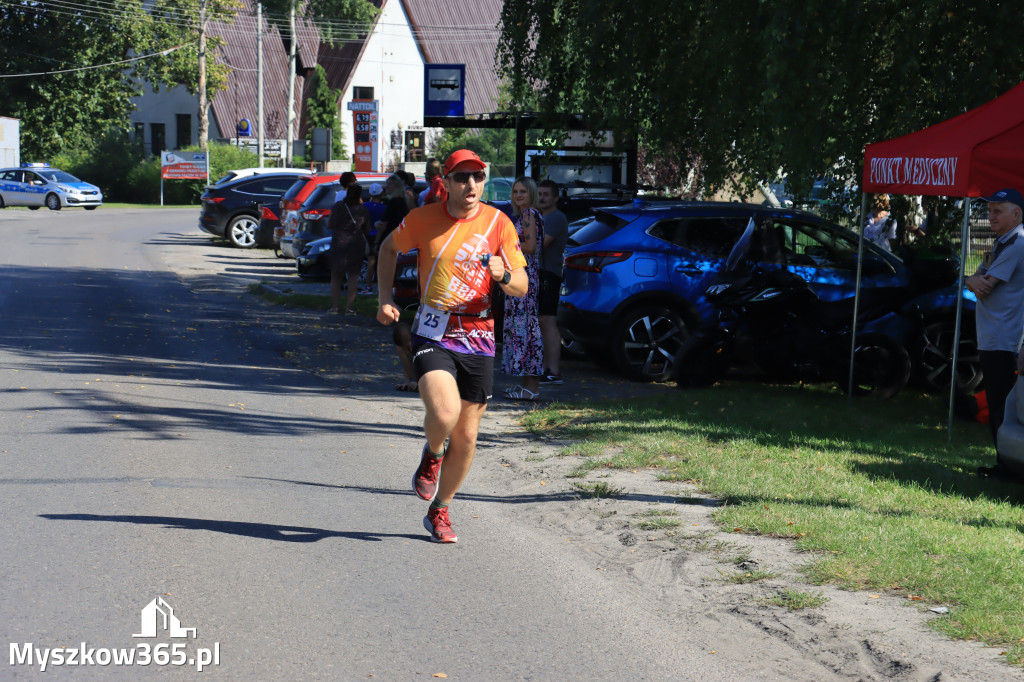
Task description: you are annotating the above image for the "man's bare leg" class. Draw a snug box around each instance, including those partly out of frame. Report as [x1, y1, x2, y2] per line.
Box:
[418, 369, 462, 454]
[435, 400, 486, 503]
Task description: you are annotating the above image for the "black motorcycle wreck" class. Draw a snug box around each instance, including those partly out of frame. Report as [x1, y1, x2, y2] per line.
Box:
[672, 217, 964, 398]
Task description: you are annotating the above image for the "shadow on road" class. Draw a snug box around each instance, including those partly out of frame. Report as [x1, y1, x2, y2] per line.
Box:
[39, 513, 429, 543]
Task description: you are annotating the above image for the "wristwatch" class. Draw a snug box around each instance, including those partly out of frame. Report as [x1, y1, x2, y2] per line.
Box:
[499, 270, 511, 285]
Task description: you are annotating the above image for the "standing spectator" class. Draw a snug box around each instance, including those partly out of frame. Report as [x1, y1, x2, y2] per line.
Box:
[374, 175, 410, 258]
[502, 176, 545, 400]
[364, 182, 387, 226]
[376, 149, 527, 543]
[334, 171, 358, 203]
[399, 170, 418, 211]
[373, 175, 410, 300]
[418, 158, 447, 207]
[964, 188, 1024, 480]
[536, 179, 568, 385]
[363, 183, 387, 291]
[864, 194, 897, 251]
[328, 184, 369, 315]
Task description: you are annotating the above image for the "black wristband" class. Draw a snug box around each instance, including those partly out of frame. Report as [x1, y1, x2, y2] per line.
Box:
[500, 270, 511, 285]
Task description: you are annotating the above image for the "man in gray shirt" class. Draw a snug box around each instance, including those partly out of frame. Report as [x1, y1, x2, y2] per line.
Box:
[537, 180, 569, 384]
[965, 187, 1024, 480]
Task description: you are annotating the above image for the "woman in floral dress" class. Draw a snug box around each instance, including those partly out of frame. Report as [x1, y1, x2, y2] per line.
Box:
[502, 176, 545, 400]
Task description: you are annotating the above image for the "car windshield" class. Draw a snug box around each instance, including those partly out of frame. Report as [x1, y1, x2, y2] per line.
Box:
[567, 212, 629, 246]
[213, 172, 238, 185]
[37, 170, 80, 183]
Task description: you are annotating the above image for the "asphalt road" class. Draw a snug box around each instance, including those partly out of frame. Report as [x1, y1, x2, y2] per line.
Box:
[0, 207, 748, 680]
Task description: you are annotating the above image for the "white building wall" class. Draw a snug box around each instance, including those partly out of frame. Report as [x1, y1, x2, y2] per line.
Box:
[340, 0, 425, 172]
[0, 117, 20, 167]
[129, 81, 200, 154]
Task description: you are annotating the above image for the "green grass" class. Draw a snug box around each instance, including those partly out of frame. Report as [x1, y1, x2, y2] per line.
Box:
[570, 481, 625, 499]
[250, 283, 384, 317]
[100, 203, 196, 209]
[522, 381, 1024, 664]
[764, 589, 829, 611]
[632, 509, 682, 530]
[721, 569, 779, 584]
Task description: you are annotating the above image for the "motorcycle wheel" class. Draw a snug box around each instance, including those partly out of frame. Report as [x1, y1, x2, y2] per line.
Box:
[836, 332, 911, 398]
[674, 333, 729, 388]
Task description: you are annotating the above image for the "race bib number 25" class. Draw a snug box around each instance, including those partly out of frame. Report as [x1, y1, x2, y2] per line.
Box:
[413, 305, 451, 342]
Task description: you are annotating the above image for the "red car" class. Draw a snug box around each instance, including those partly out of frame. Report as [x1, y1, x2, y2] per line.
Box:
[276, 173, 341, 258]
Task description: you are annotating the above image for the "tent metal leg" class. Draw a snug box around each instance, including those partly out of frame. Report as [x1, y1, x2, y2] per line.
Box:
[848, 192, 870, 403]
[947, 201, 973, 441]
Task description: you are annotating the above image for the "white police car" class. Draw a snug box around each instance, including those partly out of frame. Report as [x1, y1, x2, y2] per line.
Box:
[0, 163, 103, 210]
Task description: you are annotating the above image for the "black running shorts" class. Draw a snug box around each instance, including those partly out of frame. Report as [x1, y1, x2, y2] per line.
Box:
[412, 343, 494, 403]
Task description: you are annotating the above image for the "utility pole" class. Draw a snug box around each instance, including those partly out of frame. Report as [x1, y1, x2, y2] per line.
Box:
[198, 0, 208, 150]
[257, 2, 264, 167]
[285, 1, 296, 164]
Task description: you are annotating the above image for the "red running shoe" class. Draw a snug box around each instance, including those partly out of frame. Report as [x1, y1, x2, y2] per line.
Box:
[424, 507, 457, 543]
[413, 442, 444, 501]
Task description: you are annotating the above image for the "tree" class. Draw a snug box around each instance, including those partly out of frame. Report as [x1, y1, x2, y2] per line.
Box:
[0, 1, 159, 159]
[304, 64, 344, 159]
[433, 128, 515, 175]
[141, 0, 241, 150]
[497, 0, 1024, 202]
[260, 0, 378, 161]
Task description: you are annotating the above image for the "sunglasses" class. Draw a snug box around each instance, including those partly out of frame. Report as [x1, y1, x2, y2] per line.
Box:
[447, 170, 487, 184]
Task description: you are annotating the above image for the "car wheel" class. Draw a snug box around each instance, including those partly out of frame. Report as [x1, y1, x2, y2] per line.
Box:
[226, 214, 259, 248]
[913, 314, 983, 393]
[28, 205, 40, 210]
[611, 305, 690, 382]
[84, 206, 97, 211]
[45, 193, 61, 211]
[837, 332, 911, 398]
[0, 195, 5, 209]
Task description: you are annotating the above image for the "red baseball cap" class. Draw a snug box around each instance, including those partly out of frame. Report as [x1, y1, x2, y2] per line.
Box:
[443, 149, 486, 176]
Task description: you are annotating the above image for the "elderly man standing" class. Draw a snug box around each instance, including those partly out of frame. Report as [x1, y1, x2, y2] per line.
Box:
[376, 149, 528, 542]
[965, 188, 1024, 480]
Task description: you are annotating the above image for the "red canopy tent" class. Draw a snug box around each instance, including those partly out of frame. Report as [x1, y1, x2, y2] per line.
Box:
[863, 81, 1024, 197]
[859, 81, 1024, 435]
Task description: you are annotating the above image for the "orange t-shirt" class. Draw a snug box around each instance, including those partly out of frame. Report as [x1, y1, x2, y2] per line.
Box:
[392, 202, 526, 356]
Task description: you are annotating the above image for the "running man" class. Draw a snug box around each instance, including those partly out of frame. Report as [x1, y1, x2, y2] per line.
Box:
[376, 149, 527, 542]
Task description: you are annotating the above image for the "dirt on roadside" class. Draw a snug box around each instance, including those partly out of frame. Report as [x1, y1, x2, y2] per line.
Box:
[161, 237, 1018, 682]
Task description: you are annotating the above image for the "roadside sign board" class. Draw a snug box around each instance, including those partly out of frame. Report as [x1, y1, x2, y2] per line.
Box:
[161, 151, 208, 180]
[348, 100, 378, 172]
[424, 64, 465, 118]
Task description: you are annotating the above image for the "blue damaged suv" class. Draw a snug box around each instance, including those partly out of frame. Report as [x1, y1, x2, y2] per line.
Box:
[558, 200, 979, 389]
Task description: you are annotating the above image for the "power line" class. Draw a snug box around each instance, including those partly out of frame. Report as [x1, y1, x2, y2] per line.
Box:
[0, 44, 189, 78]
[0, 0, 500, 42]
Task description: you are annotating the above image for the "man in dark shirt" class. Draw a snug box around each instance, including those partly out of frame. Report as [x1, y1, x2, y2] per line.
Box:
[537, 180, 569, 385]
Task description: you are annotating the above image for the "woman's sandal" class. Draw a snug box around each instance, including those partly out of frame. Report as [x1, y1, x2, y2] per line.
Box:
[504, 386, 540, 401]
